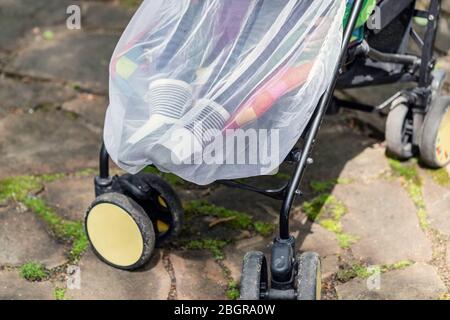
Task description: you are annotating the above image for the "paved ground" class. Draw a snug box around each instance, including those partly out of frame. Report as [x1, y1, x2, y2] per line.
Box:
[0, 0, 450, 300]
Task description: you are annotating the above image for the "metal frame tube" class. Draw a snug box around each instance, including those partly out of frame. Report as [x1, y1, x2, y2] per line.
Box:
[99, 143, 110, 179]
[278, 0, 365, 239]
[418, 0, 440, 88]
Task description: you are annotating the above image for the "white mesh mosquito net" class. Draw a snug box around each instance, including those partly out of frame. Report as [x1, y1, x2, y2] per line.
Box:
[104, 0, 346, 185]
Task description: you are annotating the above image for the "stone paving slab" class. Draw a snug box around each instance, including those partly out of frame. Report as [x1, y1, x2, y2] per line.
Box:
[7, 28, 119, 93]
[292, 219, 341, 258]
[335, 181, 432, 265]
[169, 250, 228, 300]
[290, 211, 344, 279]
[68, 249, 170, 300]
[0, 76, 77, 115]
[336, 263, 446, 300]
[321, 255, 340, 280]
[447, 241, 450, 266]
[83, 1, 134, 31]
[303, 117, 380, 185]
[61, 94, 108, 132]
[0, 271, 54, 300]
[338, 144, 389, 182]
[223, 236, 271, 283]
[0, 0, 75, 54]
[422, 174, 450, 236]
[1, 0, 449, 299]
[0, 205, 67, 268]
[0, 110, 99, 179]
[41, 175, 95, 221]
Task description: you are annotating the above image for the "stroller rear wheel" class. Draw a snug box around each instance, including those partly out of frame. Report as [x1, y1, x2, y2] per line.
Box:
[239, 251, 268, 300]
[85, 192, 155, 270]
[386, 104, 414, 160]
[130, 173, 184, 246]
[296, 252, 321, 300]
[420, 96, 450, 168]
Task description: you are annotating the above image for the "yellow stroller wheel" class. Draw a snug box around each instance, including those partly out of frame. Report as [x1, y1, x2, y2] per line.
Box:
[85, 192, 155, 270]
[420, 96, 450, 168]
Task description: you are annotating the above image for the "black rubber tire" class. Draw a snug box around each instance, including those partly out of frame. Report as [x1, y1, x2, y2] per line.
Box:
[85, 192, 155, 271]
[296, 252, 321, 300]
[385, 104, 414, 160]
[239, 251, 268, 300]
[420, 96, 450, 168]
[133, 173, 184, 246]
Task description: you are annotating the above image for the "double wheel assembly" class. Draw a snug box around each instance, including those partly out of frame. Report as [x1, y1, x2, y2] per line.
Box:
[85, 173, 183, 270]
[240, 237, 321, 300]
[386, 70, 450, 168]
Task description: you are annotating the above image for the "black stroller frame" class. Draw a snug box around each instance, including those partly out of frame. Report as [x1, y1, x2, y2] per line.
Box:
[92, 0, 446, 300]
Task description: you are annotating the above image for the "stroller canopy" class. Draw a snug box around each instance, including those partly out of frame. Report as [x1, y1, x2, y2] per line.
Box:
[104, 0, 346, 185]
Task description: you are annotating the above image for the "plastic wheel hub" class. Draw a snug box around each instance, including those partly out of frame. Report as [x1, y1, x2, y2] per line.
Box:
[435, 108, 450, 164]
[86, 203, 144, 267]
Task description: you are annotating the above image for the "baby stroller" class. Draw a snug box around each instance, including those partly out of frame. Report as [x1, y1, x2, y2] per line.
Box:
[84, 0, 449, 300]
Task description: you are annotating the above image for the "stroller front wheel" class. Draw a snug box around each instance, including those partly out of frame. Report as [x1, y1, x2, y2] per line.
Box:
[239, 251, 268, 300]
[296, 252, 321, 300]
[85, 192, 155, 270]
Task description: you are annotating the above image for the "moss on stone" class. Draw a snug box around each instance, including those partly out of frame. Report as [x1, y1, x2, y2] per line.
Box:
[23, 197, 88, 262]
[253, 221, 275, 237]
[0, 173, 66, 204]
[54, 287, 67, 300]
[381, 260, 413, 272]
[184, 200, 273, 236]
[336, 263, 371, 282]
[310, 178, 352, 193]
[185, 200, 252, 229]
[337, 260, 414, 282]
[20, 262, 49, 282]
[320, 219, 342, 234]
[302, 194, 332, 221]
[427, 168, 450, 187]
[303, 194, 358, 249]
[389, 159, 421, 184]
[226, 281, 240, 300]
[0, 174, 88, 262]
[336, 233, 359, 249]
[0, 176, 41, 203]
[184, 239, 229, 260]
[388, 159, 430, 230]
[74, 168, 97, 177]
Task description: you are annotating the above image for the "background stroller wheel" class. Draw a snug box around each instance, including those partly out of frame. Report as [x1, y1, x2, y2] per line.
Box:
[240, 251, 268, 300]
[85, 192, 155, 270]
[420, 96, 450, 168]
[134, 173, 183, 246]
[386, 104, 414, 160]
[296, 252, 321, 300]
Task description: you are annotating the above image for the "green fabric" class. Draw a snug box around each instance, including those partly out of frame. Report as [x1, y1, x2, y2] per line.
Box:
[344, 0, 377, 43]
[344, 0, 377, 28]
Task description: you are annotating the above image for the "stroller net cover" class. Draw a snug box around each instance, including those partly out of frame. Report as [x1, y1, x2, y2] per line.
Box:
[104, 0, 346, 185]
